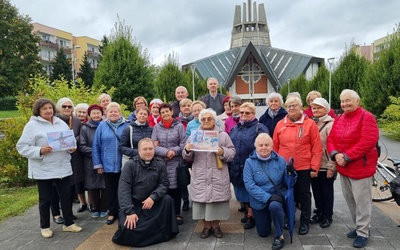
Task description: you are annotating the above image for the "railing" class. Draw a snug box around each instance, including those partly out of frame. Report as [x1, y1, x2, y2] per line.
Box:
[39, 40, 59, 50]
[87, 50, 101, 57]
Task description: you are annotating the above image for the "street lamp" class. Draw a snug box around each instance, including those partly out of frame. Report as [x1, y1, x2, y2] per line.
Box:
[190, 64, 196, 101]
[71, 45, 81, 83]
[327, 57, 335, 105]
[287, 79, 290, 94]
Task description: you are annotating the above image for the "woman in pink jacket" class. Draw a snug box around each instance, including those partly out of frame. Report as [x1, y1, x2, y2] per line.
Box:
[327, 89, 378, 248]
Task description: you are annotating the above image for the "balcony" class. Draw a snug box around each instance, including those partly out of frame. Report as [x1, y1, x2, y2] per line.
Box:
[87, 50, 101, 57]
[39, 40, 59, 50]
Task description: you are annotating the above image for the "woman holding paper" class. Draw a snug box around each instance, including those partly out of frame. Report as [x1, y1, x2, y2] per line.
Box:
[183, 108, 235, 239]
[16, 98, 82, 238]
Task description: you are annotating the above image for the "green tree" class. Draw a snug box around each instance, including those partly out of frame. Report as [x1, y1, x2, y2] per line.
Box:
[77, 52, 94, 88]
[94, 19, 155, 107]
[0, 0, 42, 97]
[98, 35, 109, 61]
[51, 48, 72, 82]
[361, 27, 400, 116]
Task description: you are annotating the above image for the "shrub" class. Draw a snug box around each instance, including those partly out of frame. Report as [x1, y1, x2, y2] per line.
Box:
[0, 97, 17, 111]
[379, 96, 400, 140]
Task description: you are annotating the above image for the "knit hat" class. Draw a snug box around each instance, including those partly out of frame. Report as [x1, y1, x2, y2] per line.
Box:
[311, 97, 330, 113]
[222, 96, 231, 105]
[87, 104, 104, 116]
[149, 98, 163, 109]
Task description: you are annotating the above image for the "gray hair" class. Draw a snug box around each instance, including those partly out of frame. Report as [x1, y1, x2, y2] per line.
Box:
[285, 96, 303, 108]
[340, 89, 360, 100]
[56, 97, 74, 112]
[266, 92, 283, 105]
[254, 133, 273, 147]
[97, 93, 111, 103]
[286, 92, 301, 100]
[199, 108, 217, 122]
[74, 103, 89, 114]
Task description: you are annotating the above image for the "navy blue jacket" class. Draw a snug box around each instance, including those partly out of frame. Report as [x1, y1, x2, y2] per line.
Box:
[259, 108, 287, 137]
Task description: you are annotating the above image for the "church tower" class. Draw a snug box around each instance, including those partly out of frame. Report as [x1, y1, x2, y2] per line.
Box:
[230, 0, 271, 49]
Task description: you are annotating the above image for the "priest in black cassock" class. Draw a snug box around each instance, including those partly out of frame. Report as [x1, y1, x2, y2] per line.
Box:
[112, 138, 179, 247]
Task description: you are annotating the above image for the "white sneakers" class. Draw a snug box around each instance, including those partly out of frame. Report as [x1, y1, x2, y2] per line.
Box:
[41, 228, 53, 238]
[62, 223, 83, 232]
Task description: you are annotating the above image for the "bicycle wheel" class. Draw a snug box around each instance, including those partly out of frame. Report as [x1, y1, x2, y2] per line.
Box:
[372, 165, 395, 202]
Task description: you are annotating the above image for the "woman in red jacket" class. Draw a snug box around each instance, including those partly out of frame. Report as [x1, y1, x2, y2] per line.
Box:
[327, 89, 378, 248]
[273, 96, 322, 236]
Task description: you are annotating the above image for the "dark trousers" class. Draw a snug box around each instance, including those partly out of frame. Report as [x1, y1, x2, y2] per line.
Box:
[37, 176, 74, 228]
[181, 185, 189, 203]
[50, 184, 74, 217]
[168, 188, 182, 216]
[90, 188, 108, 213]
[311, 171, 335, 218]
[294, 169, 311, 224]
[104, 172, 120, 217]
[253, 201, 284, 238]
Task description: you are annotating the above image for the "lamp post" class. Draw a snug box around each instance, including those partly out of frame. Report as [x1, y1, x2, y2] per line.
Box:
[327, 57, 335, 105]
[287, 79, 290, 94]
[190, 64, 196, 101]
[71, 45, 81, 83]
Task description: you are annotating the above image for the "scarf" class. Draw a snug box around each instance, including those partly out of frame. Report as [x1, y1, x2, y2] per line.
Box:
[135, 120, 146, 126]
[178, 112, 194, 123]
[239, 117, 256, 125]
[91, 119, 101, 125]
[151, 114, 160, 125]
[268, 107, 280, 119]
[106, 117, 123, 132]
[232, 113, 240, 122]
[162, 119, 173, 129]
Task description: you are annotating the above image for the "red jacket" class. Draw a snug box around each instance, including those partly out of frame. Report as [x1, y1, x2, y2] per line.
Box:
[273, 115, 322, 172]
[327, 107, 378, 179]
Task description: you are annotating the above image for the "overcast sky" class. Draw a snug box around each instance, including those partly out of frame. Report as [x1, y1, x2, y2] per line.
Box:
[10, 0, 400, 66]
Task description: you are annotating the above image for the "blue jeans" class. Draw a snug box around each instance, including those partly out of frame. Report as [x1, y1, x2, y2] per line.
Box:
[252, 201, 284, 238]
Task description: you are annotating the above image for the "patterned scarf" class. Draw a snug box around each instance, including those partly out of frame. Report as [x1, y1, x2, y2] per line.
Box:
[178, 112, 194, 123]
[268, 107, 280, 119]
[106, 117, 123, 132]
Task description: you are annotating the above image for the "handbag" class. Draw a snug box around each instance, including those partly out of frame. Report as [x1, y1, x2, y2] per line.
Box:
[121, 125, 133, 169]
[176, 157, 190, 188]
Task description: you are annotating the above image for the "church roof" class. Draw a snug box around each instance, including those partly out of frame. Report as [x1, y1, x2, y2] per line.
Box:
[183, 43, 324, 92]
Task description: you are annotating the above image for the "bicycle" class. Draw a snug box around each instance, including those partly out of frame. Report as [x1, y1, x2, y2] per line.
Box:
[372, 158, 400, 202]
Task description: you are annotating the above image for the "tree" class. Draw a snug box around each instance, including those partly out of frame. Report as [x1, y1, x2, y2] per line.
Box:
[77, 52, 94, 88]
[361, 27, 400, 116]
[51, 48, 72, 82]
[98, 35, 109, 61]
[0, 0, 42, 97]
[94, 19, 155, 107]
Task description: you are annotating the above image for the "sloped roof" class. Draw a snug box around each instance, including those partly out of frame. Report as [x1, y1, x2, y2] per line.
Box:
[182, 43, 324, 92]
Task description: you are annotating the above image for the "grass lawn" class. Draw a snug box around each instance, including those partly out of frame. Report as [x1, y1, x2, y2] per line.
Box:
[0, 110, 22, 119]
[0, 186, 38, 223]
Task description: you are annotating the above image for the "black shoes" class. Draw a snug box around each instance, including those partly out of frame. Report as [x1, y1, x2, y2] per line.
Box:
[200, 227, 211, 239]
[272, 236, 284, 250]
[298, 223, 309, 235]
[353, 236, 368, 248]
[53, 216, 64, 224]
[182, 201, 189, 211]
[213, 227, 223, 238]
[238, 204, 246, 212]
[106, 216, 116, 225]
[77, 204, 87, 213]
[310, 213, 323, 224]
[243, 216, 255, 229]
[319, 217, 332, 228]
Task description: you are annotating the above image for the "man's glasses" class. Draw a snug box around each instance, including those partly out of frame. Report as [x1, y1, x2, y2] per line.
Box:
[62, 105, 73, 109]
[239, 111, 252, 115]
[200, 117, 213, 122]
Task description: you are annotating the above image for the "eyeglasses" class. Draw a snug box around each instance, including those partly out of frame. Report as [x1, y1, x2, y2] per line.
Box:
[136, 102, 145, 106]
[62, 105, 73, 109]
[239, 111, 252, 115]
[200, 117, 213, 122]
[287, 104, 299, 109]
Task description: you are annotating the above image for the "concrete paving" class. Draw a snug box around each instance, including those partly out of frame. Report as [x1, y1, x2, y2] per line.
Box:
[1, 132, 400, 250]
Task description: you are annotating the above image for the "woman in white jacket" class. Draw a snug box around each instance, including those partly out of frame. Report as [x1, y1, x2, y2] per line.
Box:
[16, 98, 82, 238]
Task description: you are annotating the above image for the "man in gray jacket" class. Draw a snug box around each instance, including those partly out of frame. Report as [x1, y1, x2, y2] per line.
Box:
[112, 138, 179, 247]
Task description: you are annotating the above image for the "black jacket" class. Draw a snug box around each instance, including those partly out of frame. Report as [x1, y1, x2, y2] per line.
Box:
[119, 121, 153, 157]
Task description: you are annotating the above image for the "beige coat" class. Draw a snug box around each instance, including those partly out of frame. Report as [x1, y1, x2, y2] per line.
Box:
[183, 126, 235, 203]
[317, 115, 336, 171]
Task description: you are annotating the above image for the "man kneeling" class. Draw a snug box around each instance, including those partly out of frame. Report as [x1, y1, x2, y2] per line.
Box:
[112, 138, 179, 247]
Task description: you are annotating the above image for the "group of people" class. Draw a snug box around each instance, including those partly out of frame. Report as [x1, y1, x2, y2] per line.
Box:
[16, 76, 379, 249]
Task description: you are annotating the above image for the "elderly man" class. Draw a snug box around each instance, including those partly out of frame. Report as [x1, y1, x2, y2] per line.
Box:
[112, 138, 179, 247]
[199, 77, 227, 115]
[172, 86, 189, 118]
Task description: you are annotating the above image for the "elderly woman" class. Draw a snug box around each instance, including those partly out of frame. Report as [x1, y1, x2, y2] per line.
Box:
[224, 96, 242, 134]
[244, 133, 287, 250]
[217, 96, 231, 131]
[97, 93, 111, 113]
[230, 102, 269, 229]
[55, 98, 87, 213]
[16, 98, 82, 238]
[148, 98, 163, 127]
[259, 93, 287, 137]
[309, 98, 336, 228]
[73, 103, 89, 124]
[120, 106, 153, 159]
[327, 89, 378, 248]
[186, 100, 206, 138]
[128, 96, 148, 121]
[79, 104, 108, 218]
[303, 90, 336, 118]
[183, 109, 235, 239]
[92, 102, 129, 225]
[176, 98, 194, 130]
[273, 96, 322, 236]
[151, 103, 186, 225]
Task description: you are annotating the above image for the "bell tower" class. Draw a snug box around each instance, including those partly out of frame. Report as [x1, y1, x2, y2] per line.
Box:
[230, 0, 271, 49]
